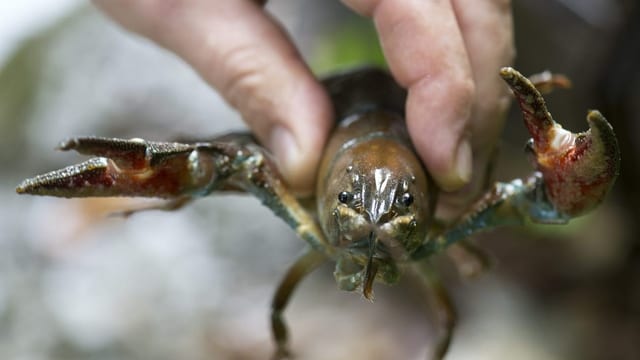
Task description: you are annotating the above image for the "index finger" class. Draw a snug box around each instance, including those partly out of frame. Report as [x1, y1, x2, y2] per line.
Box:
[343, 0, 475, 191]
[93, 0, 332, 195]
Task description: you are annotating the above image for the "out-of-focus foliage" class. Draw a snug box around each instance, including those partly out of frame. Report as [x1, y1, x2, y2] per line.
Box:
[310, 17, 386, 73]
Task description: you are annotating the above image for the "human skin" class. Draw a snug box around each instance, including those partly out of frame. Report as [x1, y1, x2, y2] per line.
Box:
[92, 0, 514, 217]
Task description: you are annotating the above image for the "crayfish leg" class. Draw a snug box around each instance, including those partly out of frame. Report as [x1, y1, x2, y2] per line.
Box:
[414, 261, 456, 360]
[413, 173, 570, 259]
[108, 196, 193, 218]
[270, 250, 327, 359]
[527, 70, 572, 94]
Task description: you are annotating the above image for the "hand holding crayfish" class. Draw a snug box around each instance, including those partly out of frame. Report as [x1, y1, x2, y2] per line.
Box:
[93, 0, 515, 210]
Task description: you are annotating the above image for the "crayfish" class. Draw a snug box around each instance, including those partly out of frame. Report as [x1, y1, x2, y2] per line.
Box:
[16, 67, 620, 359]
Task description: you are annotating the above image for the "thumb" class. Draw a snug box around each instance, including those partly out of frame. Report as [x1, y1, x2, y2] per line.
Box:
[94, 0, 333, 194]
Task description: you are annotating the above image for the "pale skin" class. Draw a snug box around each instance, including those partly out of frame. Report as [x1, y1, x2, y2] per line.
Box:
[93, 0, 514, 218]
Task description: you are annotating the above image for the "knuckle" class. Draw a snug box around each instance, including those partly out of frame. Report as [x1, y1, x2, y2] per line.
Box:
[215, 44, 273, 117]
[450, 75, 476, 106]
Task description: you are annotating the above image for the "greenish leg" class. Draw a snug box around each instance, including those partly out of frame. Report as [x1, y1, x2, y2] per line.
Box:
[444, 145, 493, 279]
[412, 173, 570, 260]
[271, 250, 327, 359]
[414, 261, 456, 360]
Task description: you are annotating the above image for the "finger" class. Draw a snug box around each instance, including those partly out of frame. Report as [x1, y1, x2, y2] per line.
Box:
[435, 0, 514, 216]
[93, 0, 332, 194]
[452, 0, 514, 148]
[343, 0, 475, 192]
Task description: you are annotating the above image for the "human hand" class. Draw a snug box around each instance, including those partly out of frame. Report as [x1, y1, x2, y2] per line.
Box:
[342, 0, 515, 216]
[93, 0, 514, 215]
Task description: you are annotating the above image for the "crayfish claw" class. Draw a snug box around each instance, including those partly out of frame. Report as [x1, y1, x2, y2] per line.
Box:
[502, 67, 621, 217]
[500, 67, 555, 150]
[540, 109, 620, 216]
[57, 137, 193, 170]
[585, 110, 620, 166]
[16, 157, 114, 197]
[16, 137, 214, 199]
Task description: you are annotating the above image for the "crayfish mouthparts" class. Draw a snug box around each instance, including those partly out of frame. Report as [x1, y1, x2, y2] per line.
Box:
[362, 231, 379, 301]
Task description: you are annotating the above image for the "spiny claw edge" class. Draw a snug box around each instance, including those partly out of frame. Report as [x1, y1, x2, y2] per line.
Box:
[502, 67, 621, 217]
[16, 158, 113, 198]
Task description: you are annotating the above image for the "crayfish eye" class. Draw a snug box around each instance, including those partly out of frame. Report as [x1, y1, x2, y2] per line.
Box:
[399, 192, 414, 207]
[338, 191, 352, 204]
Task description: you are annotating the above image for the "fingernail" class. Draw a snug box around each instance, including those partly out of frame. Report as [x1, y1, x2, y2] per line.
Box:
[439, 139, 472, 192]
[454, 139, 473, 184]
[269, 125, 300, 177]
